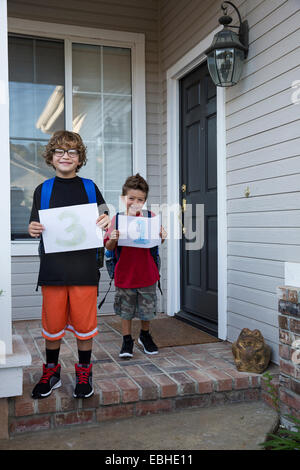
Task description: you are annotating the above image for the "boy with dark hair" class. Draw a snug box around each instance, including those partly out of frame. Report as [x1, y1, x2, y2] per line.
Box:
[28, 130, 109, 399]
[104, 173, 166, 359]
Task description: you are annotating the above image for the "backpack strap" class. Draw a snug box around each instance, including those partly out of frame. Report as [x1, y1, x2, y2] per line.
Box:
[40, 177, 55, 210]
[99, 213, 121, 309]
[98, 276, 114, 310]
[37, 177, 55, 291]
[81, 177, 103, 270]
[115, 212, 122, 260]
[103, 212, 122, 265]
[146, 210, 163, 295]
[81, 177, 97, 204]
[40, 177, 97, 208]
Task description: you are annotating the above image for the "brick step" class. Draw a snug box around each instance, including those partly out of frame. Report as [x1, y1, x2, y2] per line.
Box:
[9, 364, 278, 436]
[10, 390, 263, 436]
[10, 320, 280, 436]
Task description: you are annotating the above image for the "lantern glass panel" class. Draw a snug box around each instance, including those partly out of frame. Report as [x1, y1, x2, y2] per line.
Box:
[215, 48, 234, 86]
[207, 52, 220, 86]
[231, 48, 244, 85]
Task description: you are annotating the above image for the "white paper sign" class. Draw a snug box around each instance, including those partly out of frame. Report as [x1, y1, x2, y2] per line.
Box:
[39, 203, 103, 254]
[117, 214, 161, 248]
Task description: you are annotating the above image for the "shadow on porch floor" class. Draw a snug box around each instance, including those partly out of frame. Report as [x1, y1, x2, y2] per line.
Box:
[9, 315, 279, 436]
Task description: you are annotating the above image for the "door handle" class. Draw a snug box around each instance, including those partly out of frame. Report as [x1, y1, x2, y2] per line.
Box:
[182, 198, 187, 212]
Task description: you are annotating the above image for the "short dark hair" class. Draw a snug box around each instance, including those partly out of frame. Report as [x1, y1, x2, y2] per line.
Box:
[122, 173, 149, 200]
[43, 130, 87, 172]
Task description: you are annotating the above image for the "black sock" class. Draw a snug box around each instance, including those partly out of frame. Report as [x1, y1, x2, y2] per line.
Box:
[123, 334, 132, 341]
[46, 348, 60, 366]
[78, 349, 92, 365]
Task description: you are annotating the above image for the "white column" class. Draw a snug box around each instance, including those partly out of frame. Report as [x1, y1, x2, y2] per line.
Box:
[0, 0, 12, 356]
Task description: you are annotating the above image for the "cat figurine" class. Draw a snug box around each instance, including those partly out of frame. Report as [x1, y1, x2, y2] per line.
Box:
[232, 328, 271, 373]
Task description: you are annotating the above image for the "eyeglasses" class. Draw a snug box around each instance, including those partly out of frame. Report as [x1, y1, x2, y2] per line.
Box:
[53, 148, 79, 158]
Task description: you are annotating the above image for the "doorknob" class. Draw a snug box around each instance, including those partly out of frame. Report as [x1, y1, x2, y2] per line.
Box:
[181, 184, 186, 193]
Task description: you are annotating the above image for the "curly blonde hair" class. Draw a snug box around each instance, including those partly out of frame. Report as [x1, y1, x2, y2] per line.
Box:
[43, 130, 87, 172]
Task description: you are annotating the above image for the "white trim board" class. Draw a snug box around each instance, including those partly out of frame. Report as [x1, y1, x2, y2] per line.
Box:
[285, 262, 300, 288]
[166, 27, 227, 340]
[8, 18, 146, 254]
[7, 18, 145, 44]
[0, 0, 13, 354]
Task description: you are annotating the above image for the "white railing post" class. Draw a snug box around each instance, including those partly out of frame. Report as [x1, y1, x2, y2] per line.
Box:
[0, 0, 12, 356]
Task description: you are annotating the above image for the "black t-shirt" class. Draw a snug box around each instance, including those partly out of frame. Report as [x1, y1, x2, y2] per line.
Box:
[30, 176, 107, 286]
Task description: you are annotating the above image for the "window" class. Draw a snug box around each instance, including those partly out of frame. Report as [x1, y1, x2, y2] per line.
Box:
[9, 33, 133, 239]
[9, 35, 65, 238]
[72, 43, 132, 211]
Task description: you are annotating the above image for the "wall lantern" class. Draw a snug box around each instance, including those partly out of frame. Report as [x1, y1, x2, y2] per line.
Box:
[204, 1, 249, 87]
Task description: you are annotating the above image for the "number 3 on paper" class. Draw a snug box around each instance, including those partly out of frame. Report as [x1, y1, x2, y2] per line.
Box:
[56, 210, 87, 247]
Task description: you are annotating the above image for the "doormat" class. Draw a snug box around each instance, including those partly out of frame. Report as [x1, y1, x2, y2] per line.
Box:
[104, 316, 220, 348]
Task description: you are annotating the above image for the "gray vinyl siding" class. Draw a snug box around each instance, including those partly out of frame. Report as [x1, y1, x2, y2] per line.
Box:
[9, 0, 161, 320]
[158, 0, 299, 363]
[11, 257, 41, 319]
[226, 0, 300, 364]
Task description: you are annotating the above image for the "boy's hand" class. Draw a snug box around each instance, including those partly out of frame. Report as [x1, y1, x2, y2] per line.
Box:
[160, 226, 167, 243]
[28, 221, 45, 238]
[104, 229, 119, 250]
[96, 214, 110, 230]
[110, 229, 120, 241]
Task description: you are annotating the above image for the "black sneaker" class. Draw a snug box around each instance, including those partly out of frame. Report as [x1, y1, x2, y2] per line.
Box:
[119, 336, 134, 358]
[32, 364, 61, 399]
[73, 363, 94, 398]
[138, 331, 158, 355]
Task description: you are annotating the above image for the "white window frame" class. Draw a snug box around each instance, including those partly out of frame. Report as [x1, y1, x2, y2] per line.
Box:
[8, 18, 146, 256]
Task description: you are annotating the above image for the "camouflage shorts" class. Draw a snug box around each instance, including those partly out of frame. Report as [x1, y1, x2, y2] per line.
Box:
[114, 284, 157, 321]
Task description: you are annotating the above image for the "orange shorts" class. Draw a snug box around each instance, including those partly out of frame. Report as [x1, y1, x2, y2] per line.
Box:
[41, 286, 98, 341]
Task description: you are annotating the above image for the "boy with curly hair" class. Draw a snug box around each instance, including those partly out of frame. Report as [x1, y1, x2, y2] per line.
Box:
[28, 130, 109, 399]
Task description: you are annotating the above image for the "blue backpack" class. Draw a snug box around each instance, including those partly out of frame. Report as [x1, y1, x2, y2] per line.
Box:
[40, 176, 97, 209]
[98, 210, 162, 310]
[39, 176, 104, 269]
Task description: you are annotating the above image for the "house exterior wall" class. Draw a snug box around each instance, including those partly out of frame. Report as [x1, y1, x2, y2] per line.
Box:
[8, 0, 160, 320]
[8, 0, 300, 366]
[159, 0, 300, 363]
[225, 0, 300, 365]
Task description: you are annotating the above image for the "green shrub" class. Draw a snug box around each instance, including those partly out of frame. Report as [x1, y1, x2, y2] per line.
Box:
[260, 415, 300, 450]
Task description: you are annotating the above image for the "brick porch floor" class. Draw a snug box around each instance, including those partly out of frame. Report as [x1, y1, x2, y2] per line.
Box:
[9, 315, 279, 436]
